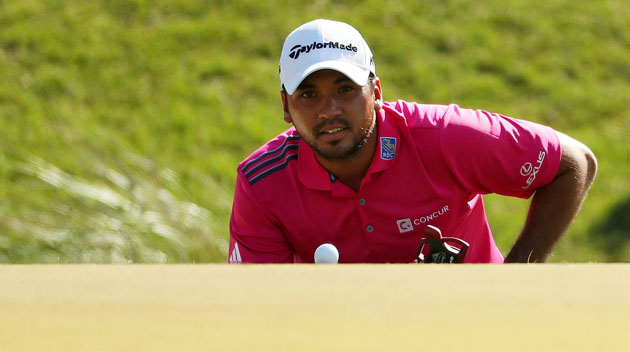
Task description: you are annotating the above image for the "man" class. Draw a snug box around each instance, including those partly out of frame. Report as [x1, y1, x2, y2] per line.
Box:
[228, 19, 597, 263]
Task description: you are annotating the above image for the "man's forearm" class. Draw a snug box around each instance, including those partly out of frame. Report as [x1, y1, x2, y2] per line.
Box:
[505, 132, 597, 263]
[505, 172, 586, 262]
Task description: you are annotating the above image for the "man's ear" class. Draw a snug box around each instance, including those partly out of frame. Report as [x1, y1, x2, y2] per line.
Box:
[372, 77, 383, 110]
[281, 92, 292, 123]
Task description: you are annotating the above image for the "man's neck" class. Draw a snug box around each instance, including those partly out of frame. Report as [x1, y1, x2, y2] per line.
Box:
[316, 126, 378, 192]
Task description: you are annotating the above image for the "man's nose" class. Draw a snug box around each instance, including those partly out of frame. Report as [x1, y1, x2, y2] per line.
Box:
[318, 96, 342, 120]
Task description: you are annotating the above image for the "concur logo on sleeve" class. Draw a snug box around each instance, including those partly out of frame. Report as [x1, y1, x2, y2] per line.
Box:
[289, 41, 358, 60]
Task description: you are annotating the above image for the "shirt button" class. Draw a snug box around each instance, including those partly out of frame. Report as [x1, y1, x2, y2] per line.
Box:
[366, 225, 374, 233]
[359, 198, 366, 206]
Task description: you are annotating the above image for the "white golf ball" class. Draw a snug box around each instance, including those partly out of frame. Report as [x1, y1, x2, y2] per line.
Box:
[314, 243, 339, 264]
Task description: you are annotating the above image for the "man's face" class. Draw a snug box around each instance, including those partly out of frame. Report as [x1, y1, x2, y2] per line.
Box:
[283, 69, 381, 161]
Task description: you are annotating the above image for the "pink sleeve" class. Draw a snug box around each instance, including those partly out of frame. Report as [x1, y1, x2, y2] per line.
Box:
[228, 170, 295, 263]
[439, 104, 562, 198]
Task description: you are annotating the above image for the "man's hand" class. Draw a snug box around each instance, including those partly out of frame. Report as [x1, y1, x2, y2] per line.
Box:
[505, 131, 598, 263]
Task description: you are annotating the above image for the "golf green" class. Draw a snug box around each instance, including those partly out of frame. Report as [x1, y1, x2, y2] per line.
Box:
[1, 264, 628, 351]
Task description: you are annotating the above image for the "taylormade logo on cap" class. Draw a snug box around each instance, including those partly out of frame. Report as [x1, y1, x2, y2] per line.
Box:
[288, 42, 358, 60]
[279, 19, 375, 95]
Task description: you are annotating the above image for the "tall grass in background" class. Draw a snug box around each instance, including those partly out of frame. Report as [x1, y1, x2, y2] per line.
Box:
[0, 0, 628, 262]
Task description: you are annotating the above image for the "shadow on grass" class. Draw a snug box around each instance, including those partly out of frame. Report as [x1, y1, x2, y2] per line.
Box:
[591, 196, 630, 262]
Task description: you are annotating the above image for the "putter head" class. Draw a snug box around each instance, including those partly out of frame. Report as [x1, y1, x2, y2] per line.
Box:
[416, 225, 469, 264]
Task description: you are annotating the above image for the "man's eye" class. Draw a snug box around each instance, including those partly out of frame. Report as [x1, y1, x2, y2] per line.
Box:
[339, 86, 354, 93]
[301, 91, 316, 99]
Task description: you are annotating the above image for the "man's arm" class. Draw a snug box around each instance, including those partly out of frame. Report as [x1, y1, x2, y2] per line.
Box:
[505, 131, 598, 263]
[229, 173, 295, 263]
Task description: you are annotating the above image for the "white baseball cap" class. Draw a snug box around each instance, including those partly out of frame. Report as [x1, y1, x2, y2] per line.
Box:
[279, 19, 375, 95]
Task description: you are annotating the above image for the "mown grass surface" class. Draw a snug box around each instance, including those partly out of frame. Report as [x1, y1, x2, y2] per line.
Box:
[1, 0, 628, 262]
[2, 265, 629, 351]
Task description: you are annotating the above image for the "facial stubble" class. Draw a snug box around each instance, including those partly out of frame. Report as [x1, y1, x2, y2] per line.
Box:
[308, 108, 377, 162]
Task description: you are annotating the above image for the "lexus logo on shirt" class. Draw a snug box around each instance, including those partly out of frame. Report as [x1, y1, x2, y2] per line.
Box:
[520, 151, 546, 189]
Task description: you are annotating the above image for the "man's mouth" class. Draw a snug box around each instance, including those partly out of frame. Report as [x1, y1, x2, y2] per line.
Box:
[323, 127, 344, 134]
[318, 125, 347, 142]
[314, 118, 350, 141]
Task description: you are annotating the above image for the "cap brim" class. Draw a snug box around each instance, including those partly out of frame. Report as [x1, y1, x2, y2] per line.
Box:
[283, 61, 371, 95]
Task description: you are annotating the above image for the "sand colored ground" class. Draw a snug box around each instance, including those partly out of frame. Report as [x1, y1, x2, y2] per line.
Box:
[0, 264, 628, 351]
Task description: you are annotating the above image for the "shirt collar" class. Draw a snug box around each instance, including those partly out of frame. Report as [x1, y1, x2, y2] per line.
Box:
[298, 138, 331, 190]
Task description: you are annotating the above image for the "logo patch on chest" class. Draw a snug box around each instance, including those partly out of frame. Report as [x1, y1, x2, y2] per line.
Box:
[380, 137, 397, 160]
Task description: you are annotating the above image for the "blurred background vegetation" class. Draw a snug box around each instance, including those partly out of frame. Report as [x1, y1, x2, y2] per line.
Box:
[0, 0, 628, 263]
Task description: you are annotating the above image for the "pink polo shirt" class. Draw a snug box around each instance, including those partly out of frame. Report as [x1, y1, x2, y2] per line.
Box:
[229, 100, 561, 263]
